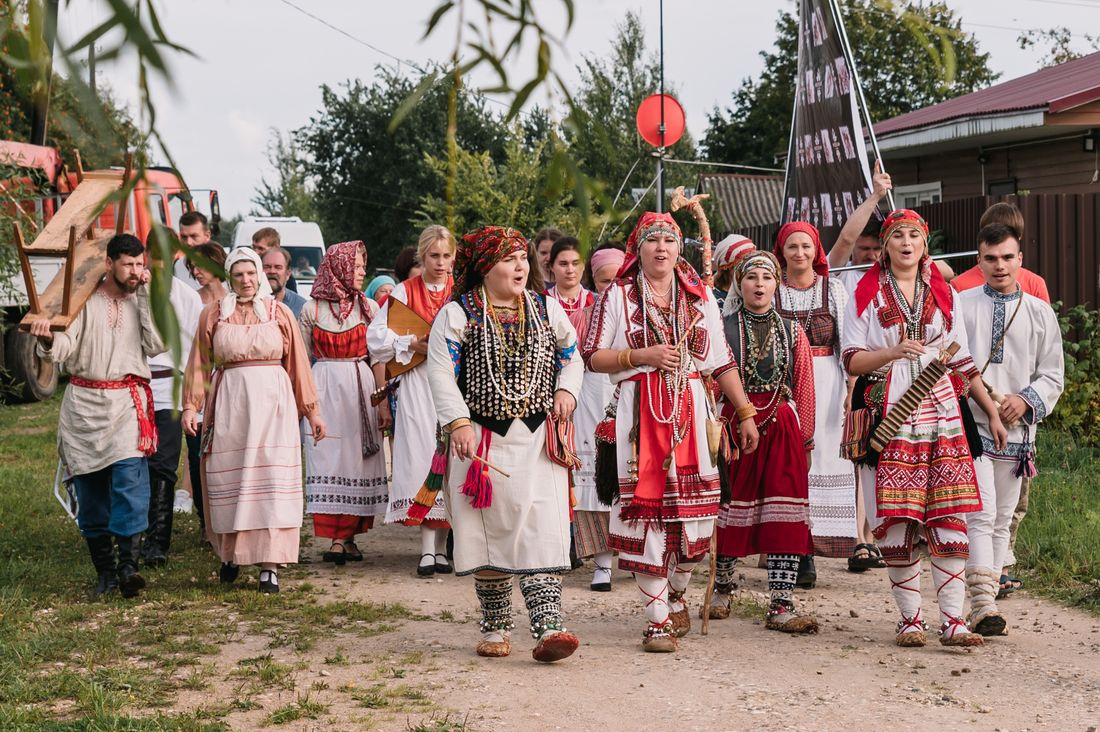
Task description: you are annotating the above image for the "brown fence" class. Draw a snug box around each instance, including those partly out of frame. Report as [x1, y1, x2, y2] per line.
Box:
[733, 193, 1100, 310]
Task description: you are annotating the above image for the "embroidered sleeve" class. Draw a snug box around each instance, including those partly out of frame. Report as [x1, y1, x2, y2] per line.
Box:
[944, 294, 978, 379]
[1018, 302, 1065, 425]
[582, 283, 619, 366]
[792, 325, 816, 448]
[547, 296, 583, 399]
[840, 292, 869, 374]
[828, 275, 849, 353]
[427, 302, 472, 427]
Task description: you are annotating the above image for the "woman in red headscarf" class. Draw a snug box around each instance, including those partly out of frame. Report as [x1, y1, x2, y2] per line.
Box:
[425, 226, 584, 663]
[299, 241, 391, 565]
[582, 212, 760, 653]
[773, 222, 862, 583]
[842, 209, 1007, 648]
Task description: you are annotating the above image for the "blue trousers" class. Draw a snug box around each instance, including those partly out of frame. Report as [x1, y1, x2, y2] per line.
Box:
[73, 457, 150, 538]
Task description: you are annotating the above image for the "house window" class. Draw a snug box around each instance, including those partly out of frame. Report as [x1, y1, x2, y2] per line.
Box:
[988, 178, 1017, 196]
[895, 182, 942, 208]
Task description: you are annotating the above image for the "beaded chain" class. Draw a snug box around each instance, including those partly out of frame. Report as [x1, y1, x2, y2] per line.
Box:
[886, 270, 926, 381]
[637, 273, 692, 444]
[479, 286, 552, 416]
[737, 308, 792, 427]
[780, 274, 819, 336]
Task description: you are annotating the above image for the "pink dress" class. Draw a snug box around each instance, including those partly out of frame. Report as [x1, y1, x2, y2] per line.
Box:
[185, 298, 318, 566]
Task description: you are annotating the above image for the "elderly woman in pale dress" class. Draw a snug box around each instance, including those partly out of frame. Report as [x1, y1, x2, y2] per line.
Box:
[182, 247, 325, 594]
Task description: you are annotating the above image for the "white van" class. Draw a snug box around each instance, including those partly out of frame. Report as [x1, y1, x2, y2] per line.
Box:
[232, 216, 325, 297]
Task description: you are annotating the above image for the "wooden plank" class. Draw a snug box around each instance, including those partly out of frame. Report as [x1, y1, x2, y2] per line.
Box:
[17, 229, 111, 331]
[13, 223, 40, 315]
[22, 175, 121, 255]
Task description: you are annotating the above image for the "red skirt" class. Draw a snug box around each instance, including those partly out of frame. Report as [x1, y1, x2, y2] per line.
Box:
[312, 514, 375, 540]
[716, 400, 813, 557]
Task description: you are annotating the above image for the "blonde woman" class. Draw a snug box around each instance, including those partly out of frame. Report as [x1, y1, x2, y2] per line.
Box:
[367, 224, 457, 575]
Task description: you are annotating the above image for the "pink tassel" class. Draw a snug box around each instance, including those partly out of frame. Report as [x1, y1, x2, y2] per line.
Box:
[1015, 449, 1038, 479]
[429, 449, 448, 475]
[460, 429, 494, 509]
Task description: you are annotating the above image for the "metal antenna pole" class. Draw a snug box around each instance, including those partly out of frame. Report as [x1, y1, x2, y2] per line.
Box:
[830, 0, 895, 210]
[656, 0, 665, 213]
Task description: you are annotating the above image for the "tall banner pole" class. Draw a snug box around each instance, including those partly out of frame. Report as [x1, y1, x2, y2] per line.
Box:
[828, 0, 895, 210]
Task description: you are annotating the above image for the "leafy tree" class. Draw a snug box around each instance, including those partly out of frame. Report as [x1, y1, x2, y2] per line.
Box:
[566, 11, 698, 211]
[1018, 27, 1100, 68]
[415, 123, 578, 238]
[296, 67, 508, 268]
[251, 130, 318, 221]
[702, 0, 999, 167]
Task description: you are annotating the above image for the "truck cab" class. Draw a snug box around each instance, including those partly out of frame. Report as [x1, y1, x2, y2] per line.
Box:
[0, 141, 219, 401]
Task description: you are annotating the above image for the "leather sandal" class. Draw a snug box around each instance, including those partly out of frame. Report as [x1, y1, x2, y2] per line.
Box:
[322, 541, 347, 566]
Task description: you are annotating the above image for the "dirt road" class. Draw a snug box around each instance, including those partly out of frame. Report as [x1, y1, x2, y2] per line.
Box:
[177, 524, 1100, 731]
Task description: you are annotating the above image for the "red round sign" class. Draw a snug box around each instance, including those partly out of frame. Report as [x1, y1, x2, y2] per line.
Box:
[635, 94, 686, 148]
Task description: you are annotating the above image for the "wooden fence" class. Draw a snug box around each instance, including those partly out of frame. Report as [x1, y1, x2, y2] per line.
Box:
[733, 193, 1100, 310]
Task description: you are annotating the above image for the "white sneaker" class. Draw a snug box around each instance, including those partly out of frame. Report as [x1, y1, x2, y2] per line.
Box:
[173, 489, 193, 514]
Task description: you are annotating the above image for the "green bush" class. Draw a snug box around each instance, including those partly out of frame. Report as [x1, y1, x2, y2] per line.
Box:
[1046, 303, 1100, 445]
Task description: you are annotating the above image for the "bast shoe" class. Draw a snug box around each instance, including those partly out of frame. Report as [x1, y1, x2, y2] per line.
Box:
[532, 630, 580, 663]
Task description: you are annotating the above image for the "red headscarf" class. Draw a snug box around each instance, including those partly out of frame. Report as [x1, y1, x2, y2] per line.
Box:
[774, 221, 829, 278]
[454, 226, 528, 295]
[311, 240, 371, 323]
[854, 209, 954, 326]
[616, 211, 704, 298]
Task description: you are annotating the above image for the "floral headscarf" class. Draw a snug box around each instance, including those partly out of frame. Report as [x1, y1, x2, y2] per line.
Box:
[221, 246, 273, 321]
[311, 240, 371, 323]
[617, 212, 704, 298]
[453, 226, 528, 295]
[774, 221, 829, 278]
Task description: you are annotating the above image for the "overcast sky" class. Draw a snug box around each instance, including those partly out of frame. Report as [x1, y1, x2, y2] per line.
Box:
[56, 0, 1100, 220]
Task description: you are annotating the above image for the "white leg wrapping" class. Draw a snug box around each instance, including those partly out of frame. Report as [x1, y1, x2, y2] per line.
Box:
[931, 554, 970, 638]
[636, 573, 670, 625]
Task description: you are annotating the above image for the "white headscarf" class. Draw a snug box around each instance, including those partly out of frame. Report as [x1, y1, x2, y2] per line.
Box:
[220, 246, 274, 321]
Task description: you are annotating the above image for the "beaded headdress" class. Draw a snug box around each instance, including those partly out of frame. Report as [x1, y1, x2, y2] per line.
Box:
[617, 212, 705, 299]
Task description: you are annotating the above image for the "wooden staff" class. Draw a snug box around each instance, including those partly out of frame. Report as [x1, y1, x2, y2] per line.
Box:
[473, 454, 510, 478]
[670, 186, 713, 288]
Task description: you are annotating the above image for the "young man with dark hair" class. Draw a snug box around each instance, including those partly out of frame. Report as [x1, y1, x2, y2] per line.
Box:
[30, 234, 166, 597]
[174, 210, 212, 290]
[262, 246, 307, 319]
[951, 203, 1050, 303]
[251, 228, 298, 292]
[958, 223, 1063, 635]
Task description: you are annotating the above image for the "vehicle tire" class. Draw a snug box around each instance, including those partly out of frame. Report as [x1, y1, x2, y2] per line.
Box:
[5, 326, 58, 402]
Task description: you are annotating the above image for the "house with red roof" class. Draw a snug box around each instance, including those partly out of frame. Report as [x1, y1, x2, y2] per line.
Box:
[874, 51, 1100, 206]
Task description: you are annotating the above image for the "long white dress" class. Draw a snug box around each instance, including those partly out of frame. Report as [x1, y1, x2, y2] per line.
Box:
[777, 276, 858, 557]
[426, 293, 583, 575]
[299, 300, 389, 521]
[366, 279, 450, 524]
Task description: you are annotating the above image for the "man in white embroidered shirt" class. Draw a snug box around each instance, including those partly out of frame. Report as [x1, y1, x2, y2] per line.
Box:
[958, 223, 1064, 637]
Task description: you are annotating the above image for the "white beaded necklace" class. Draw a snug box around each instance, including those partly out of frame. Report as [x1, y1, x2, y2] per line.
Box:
[480, 286, 549, 404]
[638, 273, 690, 435]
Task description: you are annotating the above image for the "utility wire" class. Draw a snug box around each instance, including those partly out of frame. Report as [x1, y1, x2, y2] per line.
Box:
[663, 158, 784, 173]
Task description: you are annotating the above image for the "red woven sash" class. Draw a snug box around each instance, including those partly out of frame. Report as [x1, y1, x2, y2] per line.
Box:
[70, 374, 158, 456]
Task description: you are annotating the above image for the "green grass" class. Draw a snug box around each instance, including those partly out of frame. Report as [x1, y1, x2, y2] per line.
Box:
[1013, 429, 1100, 612]
[0, 394, 421, 727]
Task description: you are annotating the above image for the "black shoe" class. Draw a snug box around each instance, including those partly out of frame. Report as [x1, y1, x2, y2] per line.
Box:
[433, 553, 453, 574]
[417, 554, 435, 577]
[795, 555, 817, 589]
[219, 561, 240, 584]
[258, 569, 279, 594]
[115, 535, 147, 599]
[86, 536, 117, 595]
[344, 541, 363, 562]
[142, 479, 174, 568]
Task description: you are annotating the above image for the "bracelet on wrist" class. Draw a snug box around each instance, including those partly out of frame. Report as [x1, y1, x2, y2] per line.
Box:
[617, 349, 634, 370]
[446, 418, 472, 433]
[735, 404, 758, 423]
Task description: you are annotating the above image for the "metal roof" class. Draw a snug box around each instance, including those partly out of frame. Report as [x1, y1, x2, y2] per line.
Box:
[697, 173, 783, 231]
[874, 50, 1100, 137]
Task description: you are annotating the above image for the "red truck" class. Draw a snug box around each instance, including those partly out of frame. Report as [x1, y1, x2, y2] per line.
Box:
[0, 140, 220, 401]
